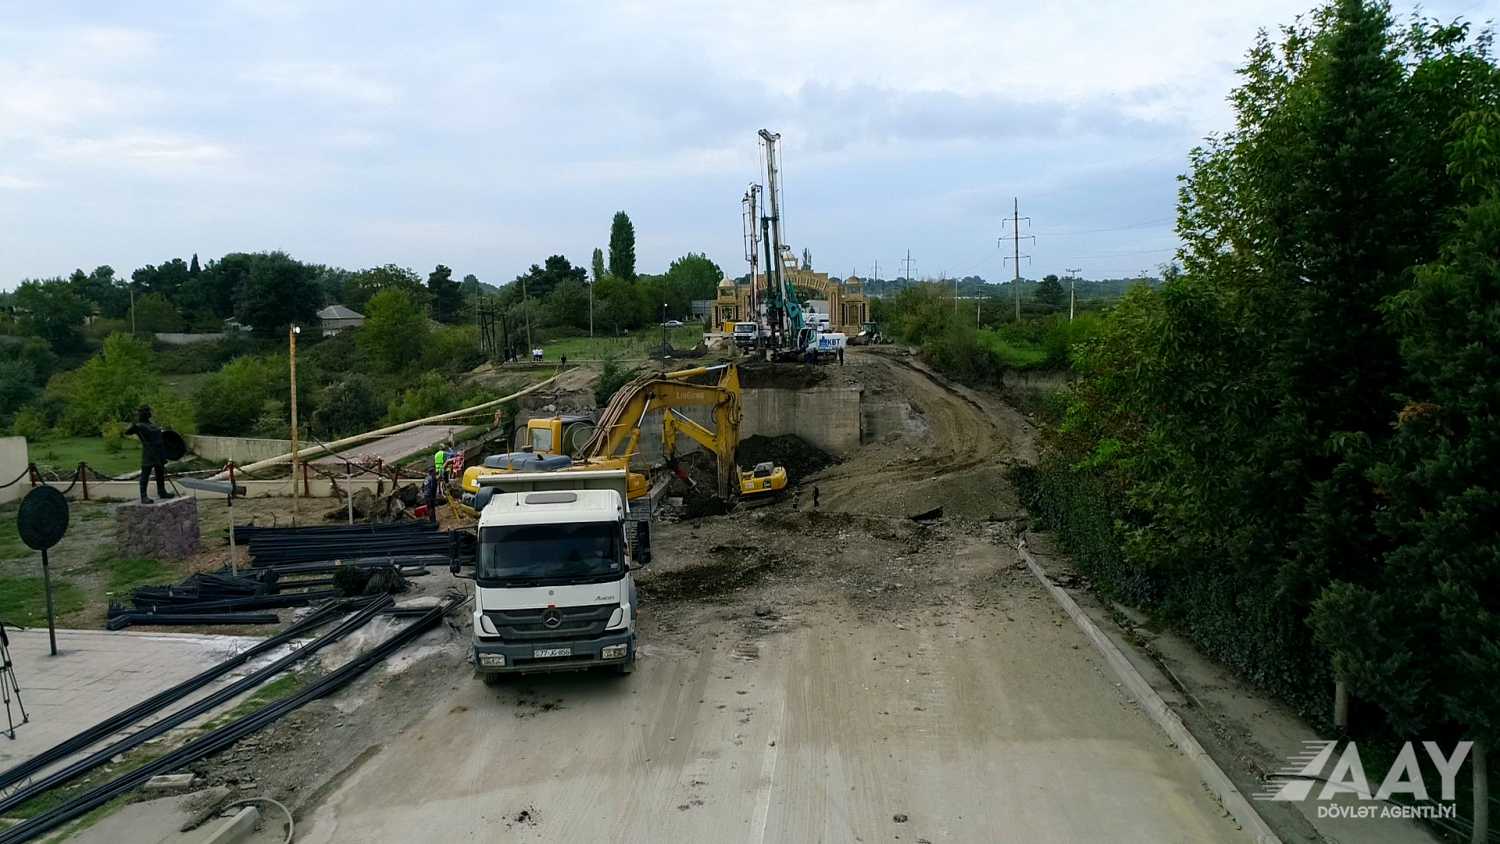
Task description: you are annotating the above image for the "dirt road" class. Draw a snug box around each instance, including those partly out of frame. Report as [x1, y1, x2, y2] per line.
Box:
[266, 349, 1243, 843]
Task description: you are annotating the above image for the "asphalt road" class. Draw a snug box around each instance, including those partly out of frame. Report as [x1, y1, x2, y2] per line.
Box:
[296, 541, 1243, 844]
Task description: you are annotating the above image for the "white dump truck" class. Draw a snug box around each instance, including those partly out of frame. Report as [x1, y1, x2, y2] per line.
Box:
[454, 469, 649, 680]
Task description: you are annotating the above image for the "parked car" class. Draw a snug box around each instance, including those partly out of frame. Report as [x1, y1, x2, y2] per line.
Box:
[661, 319, 684, 327]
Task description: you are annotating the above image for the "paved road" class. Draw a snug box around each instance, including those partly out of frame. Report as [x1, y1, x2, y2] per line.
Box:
[297, 543, 1243, 844]
[312, 425, 467, 467]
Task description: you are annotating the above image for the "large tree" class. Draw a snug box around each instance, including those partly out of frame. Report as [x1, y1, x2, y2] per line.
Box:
[342, 264, 426, 313]
[234, 251, 322, 335]
[427, 264, 462, 323]
[608, 211, 636, 282]
[1034, 274, 1066, 309]
[1046, 0, 1500, 736]
[131, 258, 192, 301]
[591, 248, 606, 283]
[65, 265, 127, 318]
[13, 279, 88, 351]
[358, 287, 429, 373]
[511, 255, 587, 305]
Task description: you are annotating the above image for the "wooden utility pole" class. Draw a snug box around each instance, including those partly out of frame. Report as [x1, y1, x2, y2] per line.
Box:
[289, 325, 300, 522]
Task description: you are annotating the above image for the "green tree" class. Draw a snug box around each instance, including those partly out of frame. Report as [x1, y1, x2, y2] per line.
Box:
[342, 264, 426, 313]
[234, 252, 322, 335]
[1312, 108, 1500, 841]
[310, 375, 383, 438]
[593, 275, 647, 334]
[46, 333, 175, 436]
[131, 258, 192, 301]
[608, 211, 636, 282]
[511, 255, 587, 305]
[14, 279, 88, 351]
[132, 293, 182, 333]
[1034, 274, 1066, 309]
[662, 252, 723, 306]
[66, 266, 127, 318]
[189, 253, 201, 275]
[192, 354, 286, 435]
[547, 278, 591, 330]
[1035, 0, 1500, 727]
[591, 248, 606, 283]
[359, 287, 429, 373]
[182, 253, 253, 323]
[427, 264, 462, 323]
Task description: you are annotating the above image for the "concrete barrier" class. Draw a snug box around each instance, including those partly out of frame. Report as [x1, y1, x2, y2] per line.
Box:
[186, 436, 293, 465]
[0, 436, 29, 506]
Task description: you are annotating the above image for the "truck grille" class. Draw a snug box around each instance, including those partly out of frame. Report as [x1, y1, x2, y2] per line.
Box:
[485, 603, 618, 642]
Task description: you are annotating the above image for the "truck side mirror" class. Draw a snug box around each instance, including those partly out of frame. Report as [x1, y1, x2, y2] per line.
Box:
[636, 521, 652, 566]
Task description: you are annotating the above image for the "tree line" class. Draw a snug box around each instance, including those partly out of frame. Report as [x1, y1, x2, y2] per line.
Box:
[1020, 2, 1500, 834]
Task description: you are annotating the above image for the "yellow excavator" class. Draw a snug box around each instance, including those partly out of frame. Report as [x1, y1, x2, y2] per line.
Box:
[459, 362, 787, 504]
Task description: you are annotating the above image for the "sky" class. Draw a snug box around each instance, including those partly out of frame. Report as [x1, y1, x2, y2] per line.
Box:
[0, 0, 1490, 291]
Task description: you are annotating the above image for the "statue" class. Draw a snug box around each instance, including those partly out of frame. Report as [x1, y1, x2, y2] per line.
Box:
[124, 405, 174, 504]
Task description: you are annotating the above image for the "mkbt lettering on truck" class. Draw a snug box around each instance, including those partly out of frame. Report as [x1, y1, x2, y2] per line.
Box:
[454, 469, 649, 679]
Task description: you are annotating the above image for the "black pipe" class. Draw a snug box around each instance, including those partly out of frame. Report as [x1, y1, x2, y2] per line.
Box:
[107, 612, 280, 629]
[0, 595, 458, 844]
[0, 600, 351, 793]
[0, 595, 393, 818]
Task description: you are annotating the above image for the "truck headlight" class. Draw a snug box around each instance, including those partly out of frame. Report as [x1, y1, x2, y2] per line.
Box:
[601, 644, 628, 660]
[478, 615, 499, 636]
[606, 608, 625, 629]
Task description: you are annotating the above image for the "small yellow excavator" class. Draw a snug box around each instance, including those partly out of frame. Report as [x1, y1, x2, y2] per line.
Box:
[459, 362, 786, 504]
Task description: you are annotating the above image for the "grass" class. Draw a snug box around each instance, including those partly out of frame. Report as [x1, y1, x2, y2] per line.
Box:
[27, 436, 139, 477]
[0, 574, 87, 626]
[978, 329, 1048, 369]
[102, 557, 172, 598]
[202, 671, 307, 730]
[0, 503, 26, 559]
[539, 326, 705, 361]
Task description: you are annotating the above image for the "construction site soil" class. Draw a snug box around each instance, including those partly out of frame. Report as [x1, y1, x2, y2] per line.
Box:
[70, 348, 1246, 843]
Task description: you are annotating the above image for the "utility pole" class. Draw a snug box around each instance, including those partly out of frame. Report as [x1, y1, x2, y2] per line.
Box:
[288, 325, 301, 523]
[521, 272, 532, 352]
[999, 197, 1034, 322]
[129, 282, 136, 334]
[1065, 266, 1082, 321]
[589, 276, 594, 338]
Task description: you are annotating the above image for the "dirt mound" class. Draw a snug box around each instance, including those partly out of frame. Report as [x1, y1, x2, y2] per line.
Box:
[637, 544, 789, 602]
[737, 435, 835, 484]
[738, 362, 828, 389]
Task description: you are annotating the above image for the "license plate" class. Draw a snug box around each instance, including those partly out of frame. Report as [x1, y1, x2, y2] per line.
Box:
[533, 647, 571, 659]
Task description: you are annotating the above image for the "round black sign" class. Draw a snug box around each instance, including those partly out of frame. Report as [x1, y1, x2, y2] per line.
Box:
[18, 486, 69, 552]
[162, 430, 187, 462]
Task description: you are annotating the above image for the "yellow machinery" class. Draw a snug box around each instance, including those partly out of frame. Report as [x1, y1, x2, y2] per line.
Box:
[460, 362, 786, 502]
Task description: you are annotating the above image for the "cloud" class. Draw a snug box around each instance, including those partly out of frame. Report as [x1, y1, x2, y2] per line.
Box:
[41, 132, 233, 169]
[243, 62, 399, 107]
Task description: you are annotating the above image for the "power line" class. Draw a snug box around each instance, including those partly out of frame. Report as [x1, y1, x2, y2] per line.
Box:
[1030, 218, 1175, 237]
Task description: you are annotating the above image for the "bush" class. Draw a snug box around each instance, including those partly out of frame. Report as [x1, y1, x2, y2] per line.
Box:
[192, 355, 286, 435]
[101, 419, 127, 453]
[385, 372, 485, 424]
[310, 376, 383, 438]
[11, 405, 49, 441]
[595, 356, 637, 406]
[421, 325, 485, 374]
[46, 333, 161, 436]
[920, 323, 1006, 384]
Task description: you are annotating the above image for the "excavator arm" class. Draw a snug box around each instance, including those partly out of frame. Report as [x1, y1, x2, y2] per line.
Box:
[581, 364, 744, 499]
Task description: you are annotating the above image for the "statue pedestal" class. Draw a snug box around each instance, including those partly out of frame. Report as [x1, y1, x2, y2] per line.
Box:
[115, 497, 200, 560]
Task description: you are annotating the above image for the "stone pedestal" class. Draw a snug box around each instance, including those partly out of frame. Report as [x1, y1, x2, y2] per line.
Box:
[115, 497, 200, 560]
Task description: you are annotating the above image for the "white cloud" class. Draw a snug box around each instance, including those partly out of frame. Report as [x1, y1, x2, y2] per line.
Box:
[243, 62, 399, 107]
[41, 132, 233, 168]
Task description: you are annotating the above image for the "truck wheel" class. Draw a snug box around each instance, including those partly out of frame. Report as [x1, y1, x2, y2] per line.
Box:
[612, 653, 636, 676]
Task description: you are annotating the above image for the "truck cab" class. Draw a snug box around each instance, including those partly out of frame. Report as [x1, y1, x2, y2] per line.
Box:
[463, 470, 647, 679]
[732, 321, 759, 349]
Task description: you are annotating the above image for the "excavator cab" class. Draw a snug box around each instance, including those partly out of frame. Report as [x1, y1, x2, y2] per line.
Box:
[738, 461, 788, 498]
[520, 415, 596, 456]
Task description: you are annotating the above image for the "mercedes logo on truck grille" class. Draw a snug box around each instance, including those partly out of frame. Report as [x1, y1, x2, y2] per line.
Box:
[542, 609, 562, 629]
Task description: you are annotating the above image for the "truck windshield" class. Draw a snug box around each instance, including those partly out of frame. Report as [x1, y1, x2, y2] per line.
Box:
[477, 522, 622, 584]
